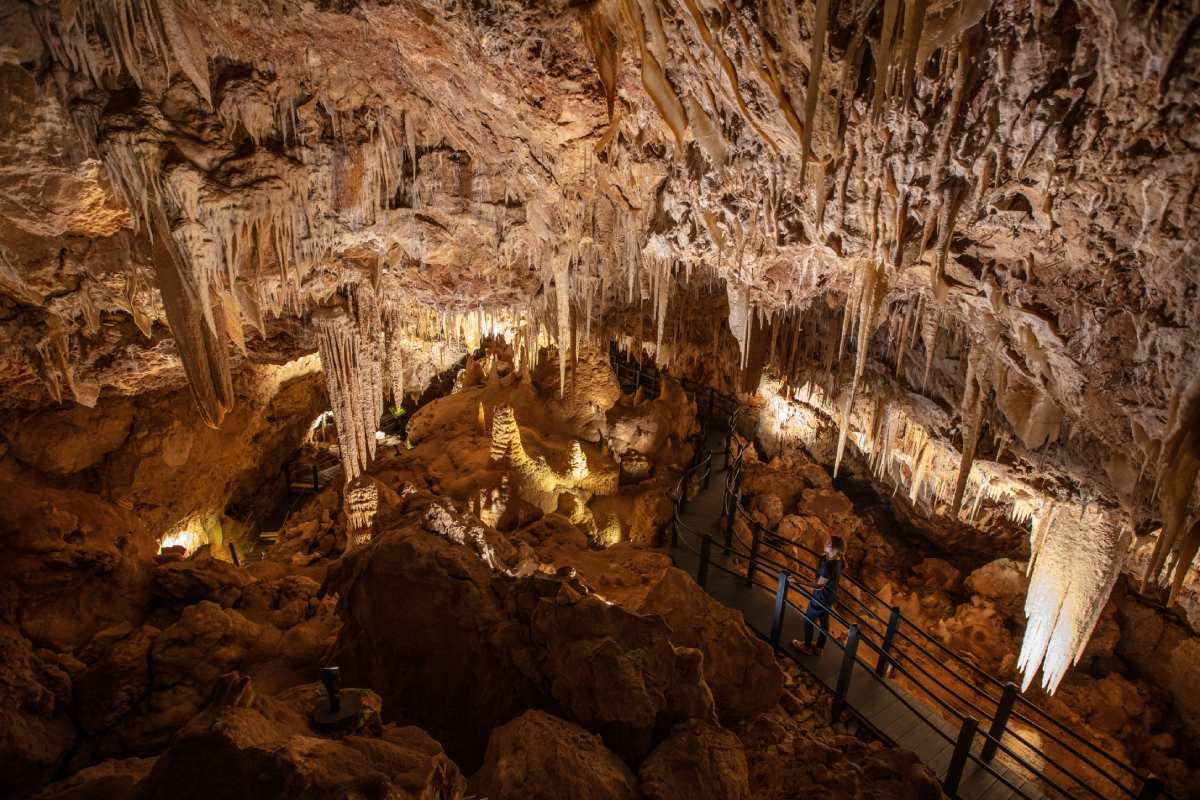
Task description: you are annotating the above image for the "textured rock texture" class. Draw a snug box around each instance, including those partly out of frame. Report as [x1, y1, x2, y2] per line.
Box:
[471, 710, 639, 800]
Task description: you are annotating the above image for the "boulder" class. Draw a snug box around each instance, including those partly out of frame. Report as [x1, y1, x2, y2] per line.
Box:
[639, 719, 751, 800]
[6, 400, 135, 476]
[131, 674, 466, 800]
[796, 488, 857, 531]
[1116, 599, 1200, 735]
[152, 548, 252, 607]
[471, 710, 637, 800]
[749, 493, 785, 528]
[636, 568, 783, 721]
[329, 500, 719, 767]
[964, 558, 1029, 619]
[776, 514, 832, 559]
[72, 624, 156, 735]
[0, 478, 154, 650]
[934, 597, 1021, 678]
[529, 586, 717, 759]
[913, 557, 961, 593]
[738, 708, 946, 799]
[32, 758, 154, 800]
[325, 504, 542, 768]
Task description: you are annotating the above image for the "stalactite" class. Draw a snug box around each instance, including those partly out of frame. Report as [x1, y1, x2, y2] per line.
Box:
[554, 258, 570, 398]
[800, 0, 830, 177]
[921, 303, 939, 390]
[950, 344, 988, 518]
[1143, 374, 1200, 600]
[872, 0, 901, 118]
[314, 304, 378, 486]
[149, 210, 233, 428]
[834, 260, 887, 477]
[1020, 505, 1130, 693]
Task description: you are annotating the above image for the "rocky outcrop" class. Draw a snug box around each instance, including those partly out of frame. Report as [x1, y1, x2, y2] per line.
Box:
[325, 498, 539, 768]
[738, 706, 946, 800]
[0, 626, 76, 796]
[152, 549, 251, 607]
[639, 720, 751, 800]
[327, 497, 719, 766]
[0, 474, 154, 650]
[32, 758, 155, 800]
[471, 710, 637, 800]
[127, 674, 465, 800]
[964, 558, 1030, 619]
[636, 567, 783, 722]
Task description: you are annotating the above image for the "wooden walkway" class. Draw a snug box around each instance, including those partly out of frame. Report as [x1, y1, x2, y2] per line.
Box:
[668, 449, 1045, 800]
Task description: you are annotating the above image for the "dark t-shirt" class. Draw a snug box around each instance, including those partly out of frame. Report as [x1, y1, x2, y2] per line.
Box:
[812, 556, 842, 607]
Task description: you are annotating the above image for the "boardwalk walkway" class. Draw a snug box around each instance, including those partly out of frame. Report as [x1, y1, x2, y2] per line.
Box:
[667, 438, 1044, 800]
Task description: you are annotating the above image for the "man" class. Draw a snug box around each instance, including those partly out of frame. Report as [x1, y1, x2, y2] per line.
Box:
[790, 535, 845, 656]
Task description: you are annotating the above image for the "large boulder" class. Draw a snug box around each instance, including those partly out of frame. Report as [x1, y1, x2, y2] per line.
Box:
[471, 710, 637, 800]
[913, 557, 961, 593]
[152, 548, 252, 607]
[934, 597, 1021, 678]
[130, 674, 465, 800]
[72, 624, 156, 736]
[325, 500, 542, 768]
[639, 720, 751, 800]
[0, 475, 154, 650]
[5, 399, 135, 476]
[636, 568, 783, 721]
[32, 758, 154, 800]
[82, 597, 338, 758]
[738, 708, 946, 800]
[1116, 598, 1200, 735]
[328, 496, 719, 766]
[964, 558, 1029, 619]
[528, 586, 716, 759]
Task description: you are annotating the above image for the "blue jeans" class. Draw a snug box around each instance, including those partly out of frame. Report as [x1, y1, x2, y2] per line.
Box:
[803, 600, 830, 649]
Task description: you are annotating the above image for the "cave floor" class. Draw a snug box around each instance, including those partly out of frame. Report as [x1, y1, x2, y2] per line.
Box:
[670, 441, 1046, 800]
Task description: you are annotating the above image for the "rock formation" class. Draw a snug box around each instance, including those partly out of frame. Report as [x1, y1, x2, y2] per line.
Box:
[1, 0, 1198, 796]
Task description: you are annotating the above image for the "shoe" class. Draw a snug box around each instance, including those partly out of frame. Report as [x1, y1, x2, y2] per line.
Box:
[791, 640, 817, 656]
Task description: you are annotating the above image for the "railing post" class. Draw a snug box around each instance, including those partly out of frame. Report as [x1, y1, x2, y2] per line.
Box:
[228, 543, 241, 566]
[944, 716, 979, 796]
[1138, 778, 1164, 800]
[312, 464, 319, 491]
[746, 523, 761, 586]
[698, 534, 712, 589]
[679, 467, 690, 513]
[670, 515, 679, 548]
[724, 491, 735, 549]
[769, 571, 789, 650]
[981, 682, 1019, 762]
[875, 606, 902, 676]
[831, 624, 860, 722]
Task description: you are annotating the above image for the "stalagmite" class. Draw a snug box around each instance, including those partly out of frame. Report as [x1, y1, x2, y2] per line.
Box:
[344, 477, 379, 539]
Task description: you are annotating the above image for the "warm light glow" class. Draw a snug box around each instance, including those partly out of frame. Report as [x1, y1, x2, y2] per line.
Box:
[159, 529, 204, 555]
[755, 374, 1130, 695]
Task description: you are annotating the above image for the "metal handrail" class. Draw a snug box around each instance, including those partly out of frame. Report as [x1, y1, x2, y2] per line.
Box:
[608, 346, 1167, 800]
